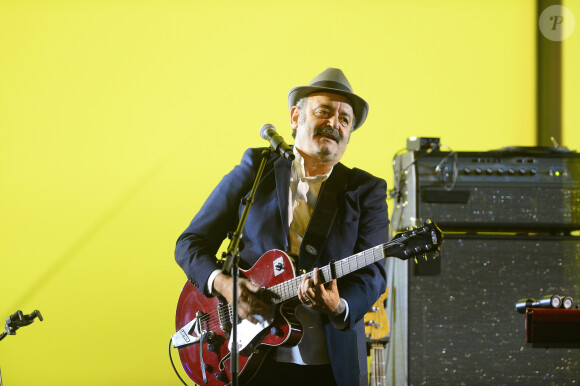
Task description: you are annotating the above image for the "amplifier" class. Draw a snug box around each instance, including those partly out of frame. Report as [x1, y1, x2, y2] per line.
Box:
[393, 147, 580, 232]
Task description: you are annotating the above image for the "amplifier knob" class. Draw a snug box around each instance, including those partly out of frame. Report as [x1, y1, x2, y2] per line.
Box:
[485, 168, 493, 175]
[519, 168, 526, 175]
[497, 168, 505, 175]
[474, 167, 482, 175]
[463, 167, 471, 175]
[529, 168, 537, 175]
[508, 168, 516, 175]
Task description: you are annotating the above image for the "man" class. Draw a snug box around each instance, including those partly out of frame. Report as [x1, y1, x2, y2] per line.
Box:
[175, 68, 389, 386]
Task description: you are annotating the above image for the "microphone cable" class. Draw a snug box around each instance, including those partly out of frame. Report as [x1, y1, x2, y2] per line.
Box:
[169, 337, 190, 386]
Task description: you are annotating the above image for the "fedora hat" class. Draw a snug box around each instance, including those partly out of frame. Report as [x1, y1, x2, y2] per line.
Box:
[288, 67, 369, 130]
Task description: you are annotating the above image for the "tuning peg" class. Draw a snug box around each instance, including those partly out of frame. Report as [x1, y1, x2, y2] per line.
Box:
[424, 254, 428, 261]
[414, 257, 418, 264]
[425, 219, 432, 224]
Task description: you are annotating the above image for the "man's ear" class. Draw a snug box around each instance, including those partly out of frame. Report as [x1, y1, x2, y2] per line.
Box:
[290, 105, 300, 129]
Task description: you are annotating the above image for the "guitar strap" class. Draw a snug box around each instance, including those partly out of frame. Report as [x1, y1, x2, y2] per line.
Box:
[297, 162, 351, 272]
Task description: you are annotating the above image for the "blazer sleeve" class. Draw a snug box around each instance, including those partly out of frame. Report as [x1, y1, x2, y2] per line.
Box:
[174, 148, 260, 296]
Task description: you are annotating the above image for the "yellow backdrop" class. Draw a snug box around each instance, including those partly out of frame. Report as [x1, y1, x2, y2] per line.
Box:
[0, 0, 577, 384]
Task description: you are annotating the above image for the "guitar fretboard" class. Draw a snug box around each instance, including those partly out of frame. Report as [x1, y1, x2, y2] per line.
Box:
[223, 222, 440, 328]
[261, 243, 391, 306]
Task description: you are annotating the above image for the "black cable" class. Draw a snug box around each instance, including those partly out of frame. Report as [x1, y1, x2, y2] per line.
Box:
[433, 146, 458, 191]
[390, 148, 436, 204]
[169, 337, 189, 386]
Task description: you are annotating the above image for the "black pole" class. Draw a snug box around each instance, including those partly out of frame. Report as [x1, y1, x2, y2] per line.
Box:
[537, 0, 562, 147]
[221, 148, 273, 385]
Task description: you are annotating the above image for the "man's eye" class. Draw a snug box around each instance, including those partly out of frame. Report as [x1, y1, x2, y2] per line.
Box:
[315, 110, 329, 116]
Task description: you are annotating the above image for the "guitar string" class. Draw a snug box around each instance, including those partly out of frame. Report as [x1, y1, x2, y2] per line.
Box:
[191, 246, 388, 330]
[184, 232, 426, 335]
[190, 264, 339, 329]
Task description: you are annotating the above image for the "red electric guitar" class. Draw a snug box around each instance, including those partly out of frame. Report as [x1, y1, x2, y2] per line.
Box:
[173, 221, 442, 385]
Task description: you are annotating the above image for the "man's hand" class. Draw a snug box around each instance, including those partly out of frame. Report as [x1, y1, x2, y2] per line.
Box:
[297, 267, 344, 317]
[213, 273, 270, 324]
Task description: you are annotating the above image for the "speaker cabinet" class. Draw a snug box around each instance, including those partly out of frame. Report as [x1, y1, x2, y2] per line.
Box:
[409, 234, 580, 384]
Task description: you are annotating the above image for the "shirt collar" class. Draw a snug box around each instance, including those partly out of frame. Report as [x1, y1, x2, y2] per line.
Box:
[292, 148, 333, 183]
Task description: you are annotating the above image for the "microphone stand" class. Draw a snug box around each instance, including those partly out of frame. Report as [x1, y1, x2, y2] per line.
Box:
[1, 310, 43, 386]
[221, 148, 272, 386]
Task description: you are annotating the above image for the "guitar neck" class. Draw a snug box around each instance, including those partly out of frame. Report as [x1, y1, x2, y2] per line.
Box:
[370, 343, 386, 386]
[263, 243, 389, 305]
[259, 222, 440, 306]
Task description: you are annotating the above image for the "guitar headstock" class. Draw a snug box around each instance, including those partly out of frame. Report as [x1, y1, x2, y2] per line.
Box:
[365, 290, 390, 342]
[387, 220, 443, 261]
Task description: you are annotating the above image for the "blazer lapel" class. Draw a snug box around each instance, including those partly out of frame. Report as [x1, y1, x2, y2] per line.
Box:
[274, 155, 291, 248]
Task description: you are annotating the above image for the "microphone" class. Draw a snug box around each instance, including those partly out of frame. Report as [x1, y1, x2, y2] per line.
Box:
[515, 295, 562, 313]
[260, 124, 295, 161]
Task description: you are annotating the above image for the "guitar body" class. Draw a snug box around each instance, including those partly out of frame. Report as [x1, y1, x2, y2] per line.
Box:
[175, 250, 303, 385]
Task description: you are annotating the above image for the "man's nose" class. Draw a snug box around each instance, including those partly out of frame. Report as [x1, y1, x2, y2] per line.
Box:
[327, 114, 341, 129]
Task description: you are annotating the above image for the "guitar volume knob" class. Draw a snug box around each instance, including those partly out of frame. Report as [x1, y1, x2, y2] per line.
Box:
[270, 326, 284, 337]
[215, 373, 228, 382]
[206, 331, 217, 342]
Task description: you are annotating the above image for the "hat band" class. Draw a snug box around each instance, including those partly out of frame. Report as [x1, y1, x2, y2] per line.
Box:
[310, 80, 352, 93]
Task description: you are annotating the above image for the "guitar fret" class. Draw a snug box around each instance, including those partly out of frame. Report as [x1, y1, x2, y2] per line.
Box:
[376, 246, 384, 261]
[323, 266, 331, 282]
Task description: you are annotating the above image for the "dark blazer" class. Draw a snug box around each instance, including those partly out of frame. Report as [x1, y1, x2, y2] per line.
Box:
[175, 148, 389, 386]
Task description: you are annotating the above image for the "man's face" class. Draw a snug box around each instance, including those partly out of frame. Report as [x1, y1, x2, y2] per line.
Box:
[291, 92, 354, 165]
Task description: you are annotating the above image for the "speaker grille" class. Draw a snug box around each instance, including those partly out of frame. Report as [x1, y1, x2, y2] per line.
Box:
[409, 234, 580, 384]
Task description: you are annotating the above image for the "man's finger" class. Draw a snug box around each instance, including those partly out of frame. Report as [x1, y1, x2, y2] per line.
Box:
[312, 267, 327, 288]
[241, 278, 261, 293]
[312, 268, 320, 286]
[327, 279, 338, 294]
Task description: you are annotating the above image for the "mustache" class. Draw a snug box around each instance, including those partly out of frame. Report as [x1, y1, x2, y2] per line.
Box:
[314, 127, 342, 143]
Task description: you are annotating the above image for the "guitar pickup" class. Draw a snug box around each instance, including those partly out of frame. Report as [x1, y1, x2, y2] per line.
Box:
[172, 317, 203, 348]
